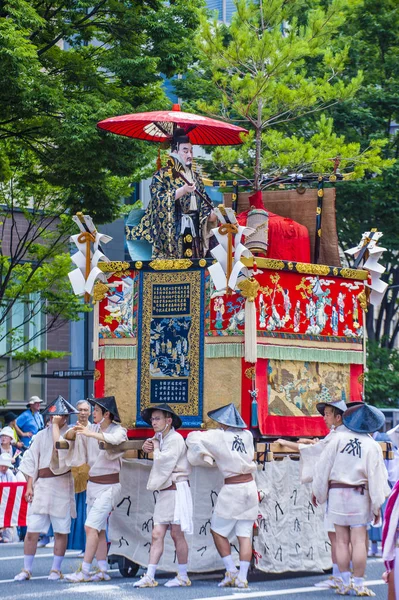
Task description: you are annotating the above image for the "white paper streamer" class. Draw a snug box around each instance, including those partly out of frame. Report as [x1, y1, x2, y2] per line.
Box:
[69, 215, 113, 298]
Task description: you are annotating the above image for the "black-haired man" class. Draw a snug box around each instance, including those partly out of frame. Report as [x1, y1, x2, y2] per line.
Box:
[59, 396, 127, 583]
[130, 128, 216, 258]
[186, 403, 258, 589]
[133, 403, 192, 588]
[14, 396, 78, 582]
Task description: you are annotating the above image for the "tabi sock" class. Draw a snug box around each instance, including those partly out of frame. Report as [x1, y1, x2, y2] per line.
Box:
[177, 564, 188, 577]
[23, 555, 35, 572]
[371, 541, 378, 553]
[51, 555, 63, 572]
[82, 561, 91, 575]
[238, 560, 250, 581]
[341, 571, 351, 586]
[332, 563, 341, 578]
[147, 564, 157, 579]
[222, 555, 237, 573]
[97, 559, 108, 572]
[353, 576, 365, 588]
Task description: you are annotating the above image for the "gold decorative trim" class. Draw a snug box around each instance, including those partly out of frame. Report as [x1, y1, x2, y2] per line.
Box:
[199, 259, 207, 267]
[241, 257, 369, 280]
[98, 261, 130, 273]
[341, 268, 368, 280]
[296, 263, 330, 275]
[238, 277, 260, 301]
[93, 281, 110, 303]
[357, 290, 368, 311]
[94, 369, 101, 381]
[242, 258, 285, 270]
[135, 261, 143, 270]
[245, 366, 256, 379]
[149, 259, 193, 270]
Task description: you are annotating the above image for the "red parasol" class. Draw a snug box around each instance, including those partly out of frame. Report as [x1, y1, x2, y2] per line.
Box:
[97, 104, 247, 146]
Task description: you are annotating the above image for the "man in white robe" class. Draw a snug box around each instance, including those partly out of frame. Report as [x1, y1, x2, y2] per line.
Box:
[52, 396, 127, 583]
[186, 403, 258, 589]
[14, 396, 78, 582]
[277, 398, 348, 590]
[313, 403, 390, 597]
[133, 403, 193, 588]
[57, 395, 127, 583]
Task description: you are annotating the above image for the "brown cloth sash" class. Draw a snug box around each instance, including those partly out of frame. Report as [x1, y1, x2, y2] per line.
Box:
[329, 482, 367, 495]
[38, 468, 70, 479]
[88, 473, 120, 485]
[224, 474, 253, 485]
[162, 483, 177, 491]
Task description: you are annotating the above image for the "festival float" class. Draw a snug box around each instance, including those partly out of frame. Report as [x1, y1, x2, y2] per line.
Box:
[67, 105, 389, 577]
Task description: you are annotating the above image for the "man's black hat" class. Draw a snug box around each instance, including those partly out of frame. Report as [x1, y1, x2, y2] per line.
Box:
[141, 403, 182, 430]
[88, 396, 121, 423]
[343, 403, 385, 434]
[171, 127, 190, 151]
[207, 403, 247, 429]
[42, 395, 79, 416]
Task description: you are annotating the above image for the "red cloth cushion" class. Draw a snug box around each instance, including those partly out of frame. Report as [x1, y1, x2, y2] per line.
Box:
[237, 191, 311, 262]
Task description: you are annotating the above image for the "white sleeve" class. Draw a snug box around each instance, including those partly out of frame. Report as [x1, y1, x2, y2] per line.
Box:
[312, 436, 338, 504]
[147, 440, 182, 491]
[186, 431, 216, 467]
[299, 442, 324, 483]
[57, 434, 88, 468]
[102, 426, 128, 446]
[19, 438, 40, 480]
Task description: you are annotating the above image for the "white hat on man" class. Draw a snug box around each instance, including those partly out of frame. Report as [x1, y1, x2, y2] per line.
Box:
[27, 396, 44, 405]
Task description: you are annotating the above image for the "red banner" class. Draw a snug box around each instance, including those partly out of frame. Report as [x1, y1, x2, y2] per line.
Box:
[0, 482, 28, 528]
[208, 270, 364, 341]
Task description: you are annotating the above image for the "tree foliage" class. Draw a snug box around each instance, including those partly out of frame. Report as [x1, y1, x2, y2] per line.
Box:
[175, 0, 391, 189]
[0, 0, 203, 222]
[331, 0, 399, 366]
[0, 0, 203, 382]
[365, 342, 399, 406]
[0, 164, 89, 386]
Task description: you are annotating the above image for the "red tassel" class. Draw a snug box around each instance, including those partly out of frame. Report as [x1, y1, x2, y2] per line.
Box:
[248, 190, 264, 209]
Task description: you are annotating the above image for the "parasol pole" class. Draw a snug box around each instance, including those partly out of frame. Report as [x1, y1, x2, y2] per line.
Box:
[179, 172, 214, 210]
[171, 165, 214, 210]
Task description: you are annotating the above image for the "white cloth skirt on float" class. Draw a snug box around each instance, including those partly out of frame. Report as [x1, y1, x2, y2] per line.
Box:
[327, 488, 372, 527]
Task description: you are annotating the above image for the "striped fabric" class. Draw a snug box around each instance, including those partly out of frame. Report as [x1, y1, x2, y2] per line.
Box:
[0, 483, 28, 528]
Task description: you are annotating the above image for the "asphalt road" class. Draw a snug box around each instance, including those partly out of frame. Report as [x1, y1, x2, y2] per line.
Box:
[0, 542, 388, 599]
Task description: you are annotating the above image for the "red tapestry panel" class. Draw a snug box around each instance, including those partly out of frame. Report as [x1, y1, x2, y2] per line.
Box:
[208, 270, 364, 342]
